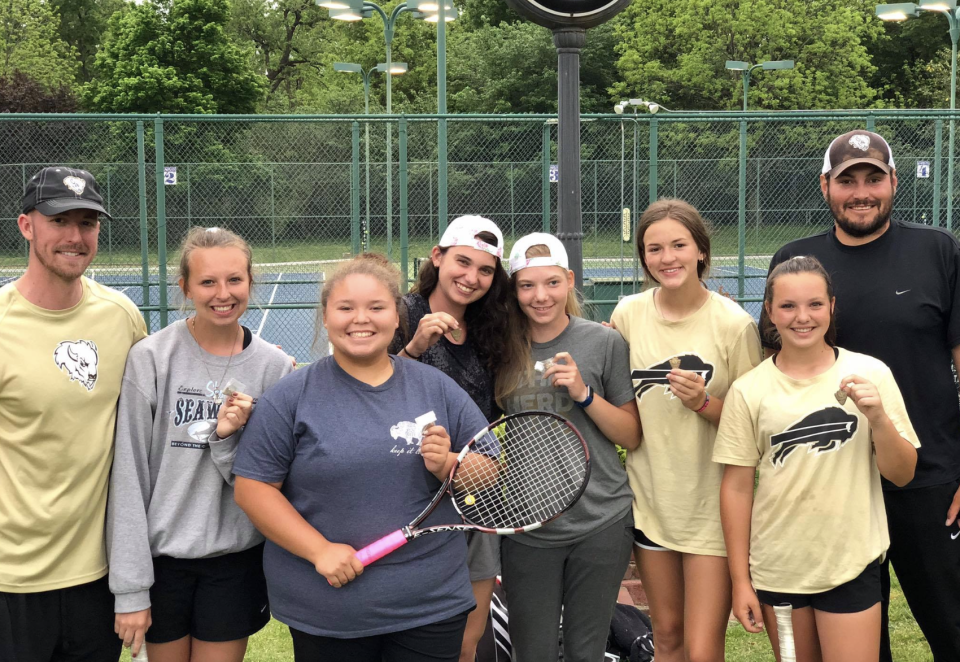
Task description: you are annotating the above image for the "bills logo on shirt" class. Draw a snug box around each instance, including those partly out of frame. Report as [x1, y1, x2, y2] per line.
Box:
[631, 354, 713, 400]
[769, 407, 858, 467]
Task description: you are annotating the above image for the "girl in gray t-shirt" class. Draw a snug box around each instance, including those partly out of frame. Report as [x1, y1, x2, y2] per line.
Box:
[495, 233, 641, 662]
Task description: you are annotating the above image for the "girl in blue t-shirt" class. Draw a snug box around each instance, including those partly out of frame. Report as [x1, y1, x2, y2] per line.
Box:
[234, 254, 487, 662]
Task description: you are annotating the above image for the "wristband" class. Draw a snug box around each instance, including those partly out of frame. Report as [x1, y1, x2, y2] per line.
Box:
[404, 345, 422, 360]
[574, 385, 594, 409]
[694, 392, 710, 413]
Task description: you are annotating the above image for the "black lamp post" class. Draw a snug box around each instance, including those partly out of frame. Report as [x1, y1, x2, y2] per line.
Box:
[505, 0, 631, 288]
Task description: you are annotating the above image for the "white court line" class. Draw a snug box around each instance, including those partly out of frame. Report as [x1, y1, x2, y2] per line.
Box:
[256, 272, 284, 337]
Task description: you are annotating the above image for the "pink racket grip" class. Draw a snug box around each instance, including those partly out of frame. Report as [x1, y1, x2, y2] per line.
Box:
[355, 530, 409, 566]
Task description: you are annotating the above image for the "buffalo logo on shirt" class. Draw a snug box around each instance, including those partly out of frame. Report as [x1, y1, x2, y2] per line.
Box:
[53, 339, 99, 391]
[769, 407, 859, 467]
[631, 354, 714, 400]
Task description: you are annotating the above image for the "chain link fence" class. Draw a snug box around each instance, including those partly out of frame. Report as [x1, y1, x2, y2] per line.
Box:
[1, 111, 955, 362]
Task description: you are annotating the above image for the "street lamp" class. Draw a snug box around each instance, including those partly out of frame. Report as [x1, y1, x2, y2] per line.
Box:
[725, 59, 794, 302]
[335, 62, 408, 253]
[325, 0, 457, 255]
[877, 1, 958, 228]
[614, 98, 673, 114]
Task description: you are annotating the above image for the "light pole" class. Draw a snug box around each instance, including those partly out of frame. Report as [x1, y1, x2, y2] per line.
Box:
[323, 0, 457, 255]
[334, 62, 408, 253]
[877, 1, 958, 229]
[726, 59, 794, 301]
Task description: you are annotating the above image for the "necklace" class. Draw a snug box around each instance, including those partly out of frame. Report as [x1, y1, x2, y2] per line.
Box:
[189, 317, 241, 405]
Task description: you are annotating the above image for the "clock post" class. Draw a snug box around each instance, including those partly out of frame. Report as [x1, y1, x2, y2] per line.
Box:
[505, 0, 631, 288]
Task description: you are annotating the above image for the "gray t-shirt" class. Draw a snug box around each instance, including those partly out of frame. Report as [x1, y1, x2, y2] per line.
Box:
[502, 315, 635, 547]
[233, 356, 486, 637]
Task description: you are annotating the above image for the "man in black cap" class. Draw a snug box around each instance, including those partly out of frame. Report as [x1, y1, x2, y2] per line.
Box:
[0, 167, 147, 661]
[763, 130, 960, 659]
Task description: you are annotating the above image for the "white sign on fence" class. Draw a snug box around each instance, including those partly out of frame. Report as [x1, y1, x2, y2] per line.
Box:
[164, 166, 177, 185]
[917, 161, 931, 179]
[549, 164, 559, 183]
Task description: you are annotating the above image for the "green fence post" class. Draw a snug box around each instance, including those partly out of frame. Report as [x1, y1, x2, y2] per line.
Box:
[106, 170, 113, 264]
[542, 122, 551, 232]
[154, 116, 168, 328]
[866, 113, 876, 133]
[137, 121, 151, 332]
[438, 118, 448, 234]
[270, 165, 277, 261]
[648, 117, 658, 205]
[186, 163, 191, 226]
[399, 117, 409, 293]
[936, 119, 944, 226]
[352, 121, 361, 255]
[509, 163, 516, 241]
[21, 165, 28, 262]
[737, 117, 747, 301]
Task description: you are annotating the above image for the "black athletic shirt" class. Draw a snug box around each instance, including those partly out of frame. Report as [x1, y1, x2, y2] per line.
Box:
[389, 293, 501, 423]
[763, 220, 960, 490]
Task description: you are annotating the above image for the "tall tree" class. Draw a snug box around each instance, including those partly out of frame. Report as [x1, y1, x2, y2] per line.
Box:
[448, 20, 618, 113]
[86, 0, 264, 114]
[0, 71, 78, 112]
[612, 0, 883, 111]
[49, 0, 126, 83]
[0, 0, 79, 90]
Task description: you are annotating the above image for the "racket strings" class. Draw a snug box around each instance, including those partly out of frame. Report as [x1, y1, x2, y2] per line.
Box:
[452, 415, 588, 530]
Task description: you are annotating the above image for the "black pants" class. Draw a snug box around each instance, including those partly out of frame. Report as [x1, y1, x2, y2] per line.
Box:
[880, 480, 960, 661]
[289, 611, 470, 662]
[0, 576, 121, 662]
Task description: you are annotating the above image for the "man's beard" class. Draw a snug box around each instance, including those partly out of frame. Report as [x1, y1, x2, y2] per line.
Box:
[829, 195, 893, 239]
[34, 245, 92, 281]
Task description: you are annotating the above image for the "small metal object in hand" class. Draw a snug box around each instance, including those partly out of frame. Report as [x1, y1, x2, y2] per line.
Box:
[450, 328, 462, 342]
[534, 358, 555, 374]
[834, 389, 848, 405]
[221, 378, 247, 399]
[669, 357, 681, 369]
[415, 411, 438, 436]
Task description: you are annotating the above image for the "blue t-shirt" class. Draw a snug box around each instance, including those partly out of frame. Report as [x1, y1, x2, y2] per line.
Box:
[233, 356, 486, 637]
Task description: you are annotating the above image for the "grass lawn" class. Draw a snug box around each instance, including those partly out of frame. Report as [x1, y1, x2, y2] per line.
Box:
[120, 570, 931, 661]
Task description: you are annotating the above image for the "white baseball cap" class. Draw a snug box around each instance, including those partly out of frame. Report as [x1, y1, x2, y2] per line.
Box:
[508, 233, 569, 274]
[438, 215, 504, 259]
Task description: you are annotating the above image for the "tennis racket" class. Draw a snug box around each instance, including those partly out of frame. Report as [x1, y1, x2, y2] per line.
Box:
[355, 410, 590, 566]
[773, 604, 796, 662]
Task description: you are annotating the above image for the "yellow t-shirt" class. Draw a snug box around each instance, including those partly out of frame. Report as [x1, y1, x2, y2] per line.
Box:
[712, 349, 920, 594]
[611, 289, 762, 555]
[0, 277, 147, 592]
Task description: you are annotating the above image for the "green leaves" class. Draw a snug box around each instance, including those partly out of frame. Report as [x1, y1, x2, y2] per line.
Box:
[85, 0, 264, 114]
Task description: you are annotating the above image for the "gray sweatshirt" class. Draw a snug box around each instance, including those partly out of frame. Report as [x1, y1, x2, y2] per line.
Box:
[107, 320, 294, 613]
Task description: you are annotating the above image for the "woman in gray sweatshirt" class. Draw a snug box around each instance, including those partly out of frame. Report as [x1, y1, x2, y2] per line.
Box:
[107, 227, 294, 662]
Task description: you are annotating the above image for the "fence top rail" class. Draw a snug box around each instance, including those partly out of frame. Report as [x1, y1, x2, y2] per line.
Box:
[0, 109, 959, 123]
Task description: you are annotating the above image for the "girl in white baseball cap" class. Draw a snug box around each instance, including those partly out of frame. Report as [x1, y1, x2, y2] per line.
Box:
[495, 232, 641, 661]
[388, 215, 511, 661]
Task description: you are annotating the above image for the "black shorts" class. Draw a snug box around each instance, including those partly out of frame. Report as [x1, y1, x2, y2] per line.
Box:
[0, 575, 121, 662]
[289, 611, 471, 662]
[147, 543, 270, 644]
[756, 558, 882, 614]
[632, 528, 669, 552]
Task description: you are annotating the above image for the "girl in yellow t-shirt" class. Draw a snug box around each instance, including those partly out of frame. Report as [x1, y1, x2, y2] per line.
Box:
[610, 199, 762, 662]
[715, 256, 919, 662]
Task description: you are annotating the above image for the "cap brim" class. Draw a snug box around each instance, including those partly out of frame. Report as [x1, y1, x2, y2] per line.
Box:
[32, 198, 112, 220]
[828, 158, 891, 178]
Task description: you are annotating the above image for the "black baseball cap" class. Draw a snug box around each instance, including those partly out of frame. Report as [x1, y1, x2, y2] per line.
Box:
[822, 130, 896, 178]
[21, 167, 112, 219]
